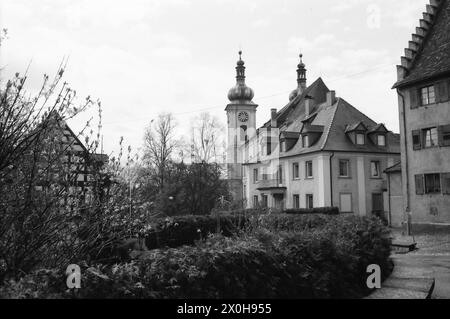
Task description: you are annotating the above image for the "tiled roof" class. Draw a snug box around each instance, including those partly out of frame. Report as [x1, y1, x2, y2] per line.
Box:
[320, 99, 400, 154]
[394, 0, 450, 88]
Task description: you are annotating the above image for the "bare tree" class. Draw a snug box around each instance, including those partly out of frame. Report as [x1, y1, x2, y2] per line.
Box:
[190, 112, 225, 163]
[143, 113, 179, 190]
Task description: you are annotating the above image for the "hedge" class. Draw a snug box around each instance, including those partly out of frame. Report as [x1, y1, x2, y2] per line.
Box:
[0, 215, 392, 299]
[142, 213, 337, 251]
[283, 207, 340, 215]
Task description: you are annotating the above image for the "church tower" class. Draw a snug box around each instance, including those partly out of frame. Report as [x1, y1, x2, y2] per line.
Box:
[225, 51, 258, 204]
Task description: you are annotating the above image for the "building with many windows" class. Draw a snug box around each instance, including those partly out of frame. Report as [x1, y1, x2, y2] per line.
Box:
[393, 0, 450, 225]
[225, 52, 400, 217]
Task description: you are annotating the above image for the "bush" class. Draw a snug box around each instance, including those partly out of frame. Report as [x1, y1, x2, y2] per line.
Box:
[143, 214, 249, 250]
[0, 215, 392, 299]
[283, 207, 340, 215]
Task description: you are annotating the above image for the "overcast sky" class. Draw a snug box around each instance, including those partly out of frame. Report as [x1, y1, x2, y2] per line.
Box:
[1, 0, 426, 157]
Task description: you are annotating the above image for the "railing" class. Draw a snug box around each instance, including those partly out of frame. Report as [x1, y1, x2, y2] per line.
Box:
[256, 178, 285, 189]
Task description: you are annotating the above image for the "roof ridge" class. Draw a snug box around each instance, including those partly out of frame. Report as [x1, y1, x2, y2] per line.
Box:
[395, 0, 446, 84]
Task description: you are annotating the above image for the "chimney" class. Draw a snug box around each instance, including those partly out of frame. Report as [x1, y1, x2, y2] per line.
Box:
[326, 90, 336, 106]
[305, 96, 312, 117]
[271, 108, 277, 127]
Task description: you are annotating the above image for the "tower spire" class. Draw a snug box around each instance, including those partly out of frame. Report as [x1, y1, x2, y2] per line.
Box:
[297, 53, 307, 91]
[289, 53, 308, 101]
[236, 50, 246, 83]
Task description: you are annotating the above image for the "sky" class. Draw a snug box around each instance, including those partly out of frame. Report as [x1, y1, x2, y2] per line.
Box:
[0, 0, 427, 158]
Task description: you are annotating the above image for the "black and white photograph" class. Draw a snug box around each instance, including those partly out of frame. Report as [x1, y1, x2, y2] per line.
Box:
[0, 0, 449, 307]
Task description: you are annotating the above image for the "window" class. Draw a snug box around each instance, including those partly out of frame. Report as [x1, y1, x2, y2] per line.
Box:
[240, 125, 247, 142]
[356, 133, 365, 145]
[421, 85, 436, 105]
[377, 134, 386, 146]
[277, 165, 283, 184]
[267, 139, 272, 156]
[424, 173, 441, 194]
[261, 194, 268, 207]
[302, 135, 309, 148]
[415, 174, 424, 195]
[305, 161, 313, 178]
[339, 160, 350, 177]
[423, 127, 438, 148]
[253, 168, 259, 183]
[370, 161, 381, 178]
[442, 173, 450, 195]
[293, 194, 300, 209]
[293, 162, 300, 179]
[306, 194, 314, 209]
[261, 167, 268, 181]
[253, 195, 259, 207]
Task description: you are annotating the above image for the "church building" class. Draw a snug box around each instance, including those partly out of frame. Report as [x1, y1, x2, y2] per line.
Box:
[226, 52, 401, 218]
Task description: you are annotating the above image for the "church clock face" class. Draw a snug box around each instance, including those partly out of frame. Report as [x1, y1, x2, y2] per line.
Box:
[238, 111, 249, 123]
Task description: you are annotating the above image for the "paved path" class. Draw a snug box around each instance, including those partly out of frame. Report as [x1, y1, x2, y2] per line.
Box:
[403, 251, 450, 298]
[391, 227, 450, 299]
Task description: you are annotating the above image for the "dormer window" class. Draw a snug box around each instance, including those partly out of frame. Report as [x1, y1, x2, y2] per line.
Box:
[345, 122, 368, 146]
[356, 133, 365, 145]
[377, 134, 386, 146]
[300, 125, 324, 148]
[302, 135, 309, 148]
[421, 85, 436, 105]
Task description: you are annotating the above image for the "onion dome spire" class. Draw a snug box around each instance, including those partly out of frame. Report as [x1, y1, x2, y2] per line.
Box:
[289, 53, 308, 101]
[228, 51, 255, 104]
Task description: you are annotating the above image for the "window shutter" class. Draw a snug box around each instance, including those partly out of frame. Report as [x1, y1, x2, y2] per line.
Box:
[410, 88, 419, 109]
[438, 81, 449, 102]
[442, 173, 450, 195]
[434, 83, 441, 103]
[412, 130, 422, 150]
[438, 125, 444, 146]
[415, 174, 424, 195]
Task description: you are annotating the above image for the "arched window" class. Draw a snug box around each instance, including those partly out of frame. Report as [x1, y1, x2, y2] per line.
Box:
[240, 125, 248, 142]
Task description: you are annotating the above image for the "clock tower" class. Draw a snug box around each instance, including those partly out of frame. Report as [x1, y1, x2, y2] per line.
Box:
[225, 51, 258, 204]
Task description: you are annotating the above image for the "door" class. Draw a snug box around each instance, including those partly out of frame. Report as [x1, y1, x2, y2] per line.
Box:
[372, 193, 384, 213]
[273, 194, 285, 211]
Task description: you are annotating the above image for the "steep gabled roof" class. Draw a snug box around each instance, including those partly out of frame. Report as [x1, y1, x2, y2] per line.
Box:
[261, 77, 329, 129]
[394, 0, 450, 88]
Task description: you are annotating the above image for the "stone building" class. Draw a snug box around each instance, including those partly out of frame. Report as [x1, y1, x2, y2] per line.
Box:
[225, 52, 401, 217]
[393, 0, 450, 225]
